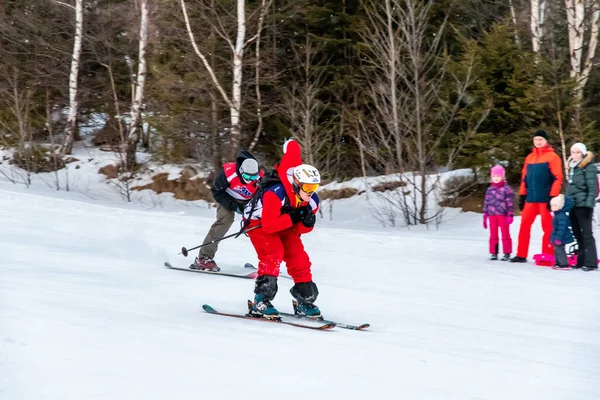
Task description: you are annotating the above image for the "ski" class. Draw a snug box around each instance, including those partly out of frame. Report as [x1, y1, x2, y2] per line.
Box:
[278, 300, 370, 331]
[164, 262, 257, 279]
[238, 263, 293, 280]
[202, 304, 336, 330]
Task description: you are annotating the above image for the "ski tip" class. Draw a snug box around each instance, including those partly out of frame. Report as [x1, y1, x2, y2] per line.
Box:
[356, 324, 370, 330]
[202, 304, 217, 313]
[164, 262, 173, 268]
[244, 263, 256, 269]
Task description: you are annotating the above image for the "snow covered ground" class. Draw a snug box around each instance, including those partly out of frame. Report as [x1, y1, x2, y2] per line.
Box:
[1, 155, 600, 399]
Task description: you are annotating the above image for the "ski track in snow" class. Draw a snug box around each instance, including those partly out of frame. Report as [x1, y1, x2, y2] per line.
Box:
[1, 184, 600, 399]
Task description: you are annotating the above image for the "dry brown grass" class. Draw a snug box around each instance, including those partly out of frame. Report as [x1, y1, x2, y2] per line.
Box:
[318, 187, 359, 200]
[131, 171, 212, 201]
[371, 180, 407, 192]
[99, 164, 119, 179]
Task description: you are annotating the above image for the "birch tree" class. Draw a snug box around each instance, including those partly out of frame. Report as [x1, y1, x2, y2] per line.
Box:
[360, 0, 490, 225]
[565, 0, 600, 105]
[509, 0, 521, 45]
[54, 0, 83, 155]
[531, 0, 547, 59]
[124, 0, 150, 170]
[179, 0, 271, 159]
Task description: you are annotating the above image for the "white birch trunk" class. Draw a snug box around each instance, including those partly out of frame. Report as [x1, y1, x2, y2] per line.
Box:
[229, 0, 246, 158]
[565, 0, 599, 103]
[60, 0, 83, 155]
[578, 1, 600, 95]
[509, 0, 521, 45]
[249, 0, 271, 152]
[125, 0, 149, 170]
[531, 0, 546, 58]
[531, 0, 541, 54]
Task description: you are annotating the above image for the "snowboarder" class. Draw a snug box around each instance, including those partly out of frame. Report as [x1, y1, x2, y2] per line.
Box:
[192, 151, 263, 271]
[242, 139, 322, 319]
[510, 129, 564, 263]
[549, 194, 575, 270]
[565, 142, 598, 271]
[483, 165, 514, 261]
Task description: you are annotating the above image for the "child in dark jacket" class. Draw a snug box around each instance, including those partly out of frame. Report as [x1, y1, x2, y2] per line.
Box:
[483, 165, 515, 261]
[550, 194, 575, 270]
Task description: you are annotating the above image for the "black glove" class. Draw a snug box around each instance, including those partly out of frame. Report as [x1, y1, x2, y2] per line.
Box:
[282, 205, 309, 224]
[518, 195, 526, 212]
[302, 211, 316, 228]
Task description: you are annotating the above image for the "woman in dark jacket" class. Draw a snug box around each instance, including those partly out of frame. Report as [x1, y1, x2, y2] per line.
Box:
[566, 143, 599, 271]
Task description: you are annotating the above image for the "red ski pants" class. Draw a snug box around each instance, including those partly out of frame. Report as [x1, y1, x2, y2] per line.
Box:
[517, 202, 554, 258]
[247, 227, 312, 283]
[488, 215, 512, 255]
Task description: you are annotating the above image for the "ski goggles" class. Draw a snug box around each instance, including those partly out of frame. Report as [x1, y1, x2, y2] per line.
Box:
[293, 177, 319, 194]
[242, 172, 259, 182]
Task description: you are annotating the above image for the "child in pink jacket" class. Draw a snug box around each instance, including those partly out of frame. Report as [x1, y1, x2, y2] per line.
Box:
[483, 165, 515, 261]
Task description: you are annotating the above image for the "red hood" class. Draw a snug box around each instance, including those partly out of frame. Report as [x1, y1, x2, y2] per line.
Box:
[276, 139, 304, 206]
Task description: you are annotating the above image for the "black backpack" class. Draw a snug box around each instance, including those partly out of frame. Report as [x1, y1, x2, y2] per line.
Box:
[239, 169, 286, 231]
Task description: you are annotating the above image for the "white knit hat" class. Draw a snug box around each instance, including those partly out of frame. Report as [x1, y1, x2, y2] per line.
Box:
[571, 142, 587, 156]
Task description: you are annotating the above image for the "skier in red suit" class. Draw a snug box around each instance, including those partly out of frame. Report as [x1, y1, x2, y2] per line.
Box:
[510, 130, 564, 263]
[243, 139, 322, 319]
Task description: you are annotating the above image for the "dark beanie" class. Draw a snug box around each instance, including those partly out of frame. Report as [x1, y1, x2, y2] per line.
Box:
[533, 129, 548, 140]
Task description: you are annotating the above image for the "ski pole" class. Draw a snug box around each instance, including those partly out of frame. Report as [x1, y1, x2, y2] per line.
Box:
[179, 224, 261, 257]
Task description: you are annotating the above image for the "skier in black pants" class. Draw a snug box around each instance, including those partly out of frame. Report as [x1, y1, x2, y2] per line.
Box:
[565, 143, 598, 271]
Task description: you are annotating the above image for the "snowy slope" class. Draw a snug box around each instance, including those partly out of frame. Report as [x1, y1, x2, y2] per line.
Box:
[1, 180, 600, 400]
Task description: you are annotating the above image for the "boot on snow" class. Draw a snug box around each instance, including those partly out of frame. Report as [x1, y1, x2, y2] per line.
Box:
[248, 276, 280, 319]
[294, 302, 322, 319]
[509, 256, 527, 263]
[290, 281, 321, 319]
[248, 293, 280, 319]
[190, 256, 220, 272]
[490, 254, 498, 261]
[501, 254, 511, 261]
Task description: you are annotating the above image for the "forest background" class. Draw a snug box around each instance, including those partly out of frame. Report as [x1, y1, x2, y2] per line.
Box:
[1, 0, 599, 225]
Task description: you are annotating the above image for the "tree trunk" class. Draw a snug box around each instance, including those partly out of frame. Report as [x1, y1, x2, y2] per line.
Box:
[249, 0, 270, 152]
[125, 0, 149, 171]
[229, 0, 246, 159]
[576, 1, 600, 96]
[565, 0, 599, 130]
[100, 62, 125, 145]
[60, 0, 83, 155]
[509, 0, 521, 46]
[531, 0, 546, 62]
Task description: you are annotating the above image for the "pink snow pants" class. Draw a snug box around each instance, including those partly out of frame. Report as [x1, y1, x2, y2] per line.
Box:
[489, 215, 512, 254]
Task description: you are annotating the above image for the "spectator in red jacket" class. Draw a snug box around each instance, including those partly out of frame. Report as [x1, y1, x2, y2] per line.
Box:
[510, 130, 564, 263]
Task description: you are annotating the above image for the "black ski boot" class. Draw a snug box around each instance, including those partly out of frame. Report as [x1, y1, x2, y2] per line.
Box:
[501, 254, 511, 261]
[290, 281, 321, 319]
[248, 276, 280, 319]
[490, 254, 498, 261]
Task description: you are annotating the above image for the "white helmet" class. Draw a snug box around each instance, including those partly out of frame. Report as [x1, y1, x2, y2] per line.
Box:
[292, 164, 320, 194]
